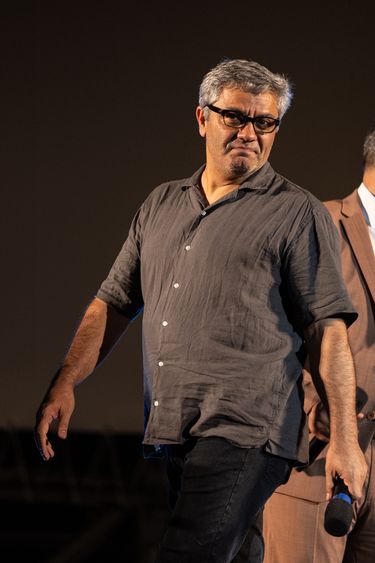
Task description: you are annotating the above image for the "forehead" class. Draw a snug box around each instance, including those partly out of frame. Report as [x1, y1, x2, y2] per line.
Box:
[216, 87, 279, 115]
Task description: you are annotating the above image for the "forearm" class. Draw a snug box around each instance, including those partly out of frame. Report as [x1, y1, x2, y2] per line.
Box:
[318, 320, 357, 444]
[55, 297, 130, 389]
[306, 318, 357, 444]
[304, 318, 368, 499]
[56, 297, 107, 388]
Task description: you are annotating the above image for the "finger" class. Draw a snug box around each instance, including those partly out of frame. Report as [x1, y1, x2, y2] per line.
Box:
[35, 432, 55, 460]
[338, 470, 362, 500]
[57, 410, 72, 439]
[357, 412, 365, 421]
[44, 438, 55, 461]
[36, 429, 55, 460]
[346, 478, 361, 501]
[325, 471, 334, 500]
[35, 414, 56, 460]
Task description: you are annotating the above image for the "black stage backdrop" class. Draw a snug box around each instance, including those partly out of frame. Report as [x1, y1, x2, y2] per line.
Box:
[1, 3, 375, 561]
[2, 1, 375, 433]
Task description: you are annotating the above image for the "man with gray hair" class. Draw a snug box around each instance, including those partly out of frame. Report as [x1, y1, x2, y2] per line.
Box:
[263, 125, 375, 563]
[34, 58, 367, 562]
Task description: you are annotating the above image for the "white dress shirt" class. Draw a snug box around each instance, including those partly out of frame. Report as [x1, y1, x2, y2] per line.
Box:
[358, 183, 375, 254]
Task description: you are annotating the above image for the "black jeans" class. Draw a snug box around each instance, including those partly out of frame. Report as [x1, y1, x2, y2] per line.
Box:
[155, 437, 292, 563]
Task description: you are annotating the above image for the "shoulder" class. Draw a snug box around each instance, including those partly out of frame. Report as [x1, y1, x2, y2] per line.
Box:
[323, 189, 359, 221]
[142, 167, 201, 208]
[273, 172, 333, 225]
[146, 177, 187, 201]
[139, 175, 192, 216]
[323, 198, 343, 219]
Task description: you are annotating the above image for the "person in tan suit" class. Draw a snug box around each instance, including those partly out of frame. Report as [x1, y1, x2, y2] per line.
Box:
[262, 126, 375, 562]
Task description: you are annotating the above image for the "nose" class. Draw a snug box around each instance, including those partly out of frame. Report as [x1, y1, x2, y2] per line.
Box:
[236, 121, 257, 141]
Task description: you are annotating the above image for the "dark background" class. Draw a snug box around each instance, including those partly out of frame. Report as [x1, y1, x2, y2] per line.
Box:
[1, 2, 374, 560]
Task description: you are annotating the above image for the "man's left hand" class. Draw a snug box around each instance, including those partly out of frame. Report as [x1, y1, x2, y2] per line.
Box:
[325, 442, 367, 500]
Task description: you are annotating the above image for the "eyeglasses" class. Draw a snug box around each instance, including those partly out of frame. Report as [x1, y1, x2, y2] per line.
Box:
[207, 104, 280, 134]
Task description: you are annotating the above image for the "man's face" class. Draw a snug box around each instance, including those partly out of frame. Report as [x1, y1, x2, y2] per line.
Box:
[196, 87, 280, 182]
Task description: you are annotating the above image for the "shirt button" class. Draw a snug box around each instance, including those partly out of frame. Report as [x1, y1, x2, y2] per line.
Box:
[162, 320, 168, 326]
[185, 245, 191, 251]
[154, 400, 159, 407]
[158, 361, 164, 367]
[201, 210, 207, 216]
[173, 282, 180, 288]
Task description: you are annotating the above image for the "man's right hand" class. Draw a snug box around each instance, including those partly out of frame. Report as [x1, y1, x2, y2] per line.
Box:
[33, 298, 129, 461]
[34, 381, 75, 460]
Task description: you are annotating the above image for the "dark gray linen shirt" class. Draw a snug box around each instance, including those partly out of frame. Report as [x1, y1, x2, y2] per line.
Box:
[97, 162, 356, 462]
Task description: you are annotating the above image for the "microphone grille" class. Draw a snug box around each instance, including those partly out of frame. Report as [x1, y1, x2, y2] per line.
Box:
[324, 498, 352, 537]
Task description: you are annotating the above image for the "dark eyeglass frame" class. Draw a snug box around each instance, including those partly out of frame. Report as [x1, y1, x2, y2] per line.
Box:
[207, 104, 280, 134]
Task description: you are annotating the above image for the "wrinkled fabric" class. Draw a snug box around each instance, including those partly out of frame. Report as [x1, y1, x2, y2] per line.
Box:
[97, 162, 356, 463]
[156, 437, 291, 563]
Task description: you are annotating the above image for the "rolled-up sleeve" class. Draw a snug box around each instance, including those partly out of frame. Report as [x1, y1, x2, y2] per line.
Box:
[282, 207, 358, 332]
[97, 208, 144, 320]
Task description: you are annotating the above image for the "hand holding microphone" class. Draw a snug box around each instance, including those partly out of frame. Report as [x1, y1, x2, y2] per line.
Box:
[300, 388, 368, 537]
[298, 387, 368, 471]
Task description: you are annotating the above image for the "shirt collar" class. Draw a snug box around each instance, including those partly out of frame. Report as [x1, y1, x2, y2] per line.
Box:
[358, 183, 375, 227]
[180, 161, 275, 192]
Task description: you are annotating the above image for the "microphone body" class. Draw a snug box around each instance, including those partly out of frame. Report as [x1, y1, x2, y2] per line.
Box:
[324, 477, 353, 536]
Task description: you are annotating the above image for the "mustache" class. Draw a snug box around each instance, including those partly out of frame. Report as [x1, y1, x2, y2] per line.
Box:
[225, 139, 258, 153]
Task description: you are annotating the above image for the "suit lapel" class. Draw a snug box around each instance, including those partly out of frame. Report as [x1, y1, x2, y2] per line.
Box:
[341, 192, 375, 304]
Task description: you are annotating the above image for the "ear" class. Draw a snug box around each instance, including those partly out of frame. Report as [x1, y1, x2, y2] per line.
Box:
[196, 106, 207, 138]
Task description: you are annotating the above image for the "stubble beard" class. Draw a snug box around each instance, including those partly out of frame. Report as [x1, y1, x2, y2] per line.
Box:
[226, 141, 258, 179]
[229, 157, 251, 179]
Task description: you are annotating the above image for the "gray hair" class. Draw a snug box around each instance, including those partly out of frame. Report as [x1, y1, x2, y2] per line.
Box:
[363, 126, 375, 167]
[199, 58, 293, 119]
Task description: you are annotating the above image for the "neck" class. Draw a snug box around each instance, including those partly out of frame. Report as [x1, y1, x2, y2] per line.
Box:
[201, 167, 249, 205]
[200, 172, 240, 205]
[363, 167, 375, 196]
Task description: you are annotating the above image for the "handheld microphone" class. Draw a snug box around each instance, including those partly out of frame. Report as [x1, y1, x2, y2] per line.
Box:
[324, 477, 353, 536]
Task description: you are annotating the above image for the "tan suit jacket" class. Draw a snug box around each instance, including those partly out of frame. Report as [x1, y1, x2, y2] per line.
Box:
[276, 189, 375, 502]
